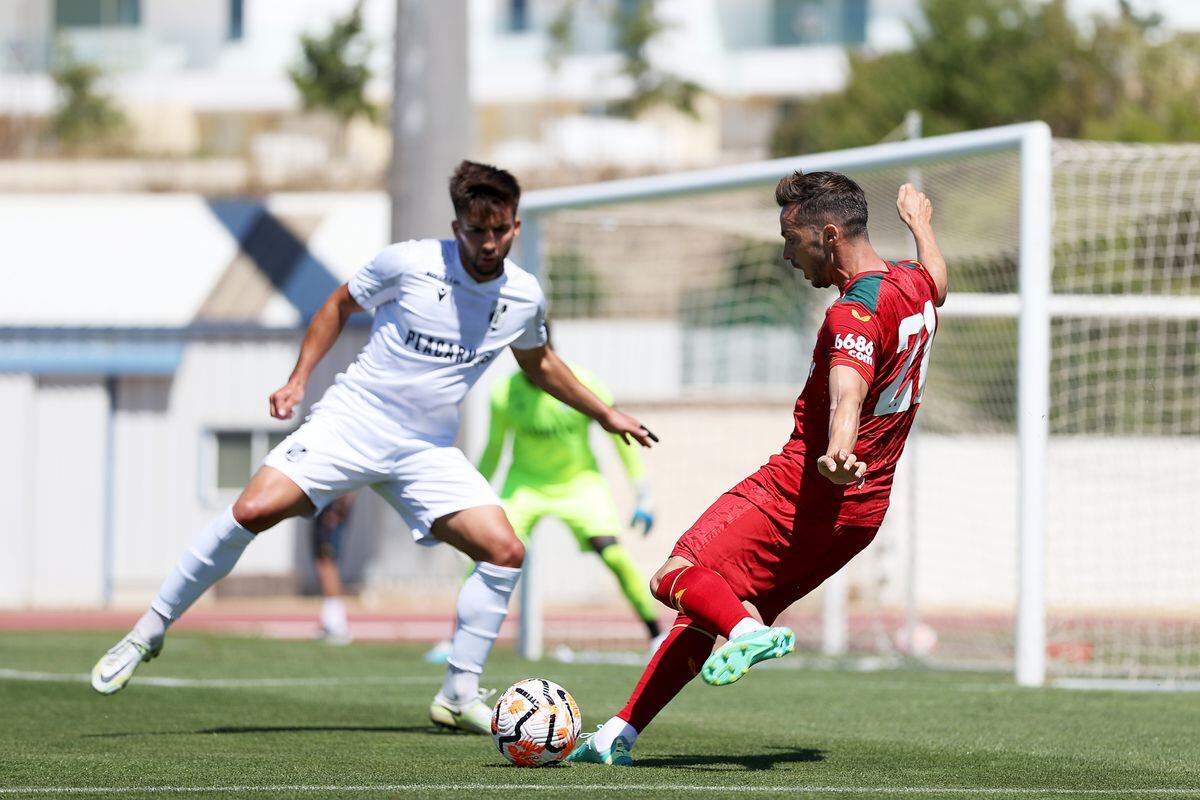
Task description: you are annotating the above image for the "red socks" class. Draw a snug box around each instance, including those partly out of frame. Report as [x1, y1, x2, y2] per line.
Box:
[612, 568, 752, 735]
[652, 565, 748, 639]
[618, 619, 715, 732]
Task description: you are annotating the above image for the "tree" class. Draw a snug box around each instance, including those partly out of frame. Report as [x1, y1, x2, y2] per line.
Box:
[610, 0, 703, 118]
[51, 45, 127, 154]
[772, 0, 1200, 155]
[288, 0, 379, 151]
[545, 0, 703, 118]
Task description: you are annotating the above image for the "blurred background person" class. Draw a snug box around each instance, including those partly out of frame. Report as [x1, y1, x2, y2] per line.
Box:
[312, 492, 356, 645]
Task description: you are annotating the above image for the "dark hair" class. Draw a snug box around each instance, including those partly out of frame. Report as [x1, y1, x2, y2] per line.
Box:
[774, 171, 869, 239]
[449, 160, 521, 218]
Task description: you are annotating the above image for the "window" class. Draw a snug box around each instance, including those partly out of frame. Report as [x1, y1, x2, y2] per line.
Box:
[229, 0, 244, 41]
[55, 0, 141, 28]
[716, 0, 868, 49]
[507, 0, 530, 32]
[772, 0, 867, 46]
[209, 430, 291, 492]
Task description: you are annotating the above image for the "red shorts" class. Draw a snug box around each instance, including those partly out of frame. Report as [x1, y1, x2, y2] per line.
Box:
[671, 492, 878, 625]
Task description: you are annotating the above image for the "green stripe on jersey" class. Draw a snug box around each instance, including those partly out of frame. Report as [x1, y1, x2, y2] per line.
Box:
[836, 272, 883, 313]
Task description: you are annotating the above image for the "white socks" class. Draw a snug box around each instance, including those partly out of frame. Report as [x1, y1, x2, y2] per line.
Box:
[730, 618, 768, 640]
[595, 716, 639, 751]
[441, 561, 521, 702]
[142, 506, 255, 646]
[321, 597, 348, 637]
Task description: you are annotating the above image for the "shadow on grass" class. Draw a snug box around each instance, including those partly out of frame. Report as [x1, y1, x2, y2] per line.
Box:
[83, 725, 439, 737]
[634, 746, 825, 771]
[480, 746, 825, 772]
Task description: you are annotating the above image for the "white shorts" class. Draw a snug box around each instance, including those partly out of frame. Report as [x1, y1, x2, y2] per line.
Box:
[263, 412, 500, 545]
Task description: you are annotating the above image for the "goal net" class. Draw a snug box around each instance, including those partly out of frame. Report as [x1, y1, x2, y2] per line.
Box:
[510, 125, 1200, 685]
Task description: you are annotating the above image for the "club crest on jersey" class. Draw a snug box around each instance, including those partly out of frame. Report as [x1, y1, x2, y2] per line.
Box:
[834, 333, 875, 366]
[488, 301, 509, 332]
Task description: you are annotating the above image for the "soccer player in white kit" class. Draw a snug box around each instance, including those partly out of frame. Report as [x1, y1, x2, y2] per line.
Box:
[90, 161, 658, 734]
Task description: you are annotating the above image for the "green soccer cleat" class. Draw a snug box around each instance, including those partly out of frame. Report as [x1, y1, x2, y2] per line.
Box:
[701, 626, 795, 686]
[91, 633, 160, 695]
[565, 728, 633, 766]
[429, 689, 495, 734]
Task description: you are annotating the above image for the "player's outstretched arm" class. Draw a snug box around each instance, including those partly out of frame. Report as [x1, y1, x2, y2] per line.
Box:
[269, 284, 363, 420]
[818, 365, 869, 486]
[511, 344, 658, 448]
[896, 183, 948, 307]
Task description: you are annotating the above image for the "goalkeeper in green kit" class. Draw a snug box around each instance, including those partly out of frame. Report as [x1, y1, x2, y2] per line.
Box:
[427, 352, 664, 662]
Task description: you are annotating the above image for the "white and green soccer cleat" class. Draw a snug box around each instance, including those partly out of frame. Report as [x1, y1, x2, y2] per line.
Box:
[429, 688, 495, 734]
[91, 633, 159, 695]
[701, 626, 795, 686]
[564, 728, 633, 766]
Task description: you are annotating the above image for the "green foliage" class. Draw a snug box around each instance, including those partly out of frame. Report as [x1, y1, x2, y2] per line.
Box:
[684, 240, 808, 327]
[545, 0, 703, 118]
[773, 0, 1200, 154]
[610, 0, 703, 118]
[547, 248, 604, 316]
[50, 47, 127, 153]
[288, 1, 379, 127]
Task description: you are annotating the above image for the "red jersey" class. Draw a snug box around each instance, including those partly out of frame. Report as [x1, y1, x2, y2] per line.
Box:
[732, 260, 939, 528]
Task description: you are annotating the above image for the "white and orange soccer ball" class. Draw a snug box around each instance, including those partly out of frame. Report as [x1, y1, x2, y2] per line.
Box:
[491, 678, 582, 767]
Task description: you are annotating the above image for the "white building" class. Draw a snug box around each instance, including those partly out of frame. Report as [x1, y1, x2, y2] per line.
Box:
[0, 0, 923, 169]
[0, 192, 390, 608]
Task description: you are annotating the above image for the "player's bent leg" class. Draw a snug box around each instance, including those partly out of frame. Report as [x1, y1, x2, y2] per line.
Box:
[432, 505, 524, 567]
[700, 625, 795, 687]
[92, 468, 313, 696]
[232, 466, 318, 532]
[651, 563, 758, 641]
[429, 506, 524, 733]
[567, 618, 715, 766]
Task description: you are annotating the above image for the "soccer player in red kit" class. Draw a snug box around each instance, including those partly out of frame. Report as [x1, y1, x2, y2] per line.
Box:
[567, 173, 949, 766]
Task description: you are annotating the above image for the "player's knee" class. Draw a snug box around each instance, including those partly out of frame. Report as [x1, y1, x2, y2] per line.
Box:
[588, 536, 617, 554]
[649, 562, 674, 595]
[231, 497, 276, 533]
[484, 535, 525, 569]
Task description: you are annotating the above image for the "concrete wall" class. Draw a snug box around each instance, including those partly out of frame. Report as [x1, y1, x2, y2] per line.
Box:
[108, 330, 371, 607]
[0, 375, 108, 606]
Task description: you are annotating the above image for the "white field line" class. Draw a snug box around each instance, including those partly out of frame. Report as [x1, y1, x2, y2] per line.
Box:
[2, 784, 1200, 796]
[0, 669, 438, 688]
[0, 667, 1022, 695]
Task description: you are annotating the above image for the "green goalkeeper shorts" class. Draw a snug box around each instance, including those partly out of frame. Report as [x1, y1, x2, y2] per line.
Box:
[500, 470, 621, 550]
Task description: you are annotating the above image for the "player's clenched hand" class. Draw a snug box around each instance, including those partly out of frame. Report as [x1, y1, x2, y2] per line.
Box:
[896, 183, 932, 233]
[818, 449, 867, 487]
[269, 381, 304, 420]
[602, 408, 659, 448]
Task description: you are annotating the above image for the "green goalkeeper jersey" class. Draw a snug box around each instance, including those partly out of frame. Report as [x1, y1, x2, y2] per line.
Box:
[477, 365, 646, 488]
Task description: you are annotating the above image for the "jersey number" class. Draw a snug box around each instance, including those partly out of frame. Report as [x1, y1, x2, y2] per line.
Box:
[873, 300, 936, 416]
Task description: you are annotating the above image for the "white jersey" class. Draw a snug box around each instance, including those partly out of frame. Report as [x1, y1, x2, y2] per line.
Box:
[311, 238, 547, 446]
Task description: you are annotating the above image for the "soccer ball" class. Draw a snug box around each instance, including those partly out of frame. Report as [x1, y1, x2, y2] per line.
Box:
[491, 678, 582, 767]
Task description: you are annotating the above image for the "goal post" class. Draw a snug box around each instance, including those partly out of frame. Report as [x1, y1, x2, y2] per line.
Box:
[509, 123, 1200, 687]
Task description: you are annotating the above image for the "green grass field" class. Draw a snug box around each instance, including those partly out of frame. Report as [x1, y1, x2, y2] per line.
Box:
[2, 630, 1199, 799]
